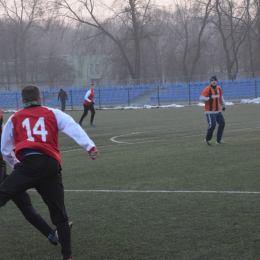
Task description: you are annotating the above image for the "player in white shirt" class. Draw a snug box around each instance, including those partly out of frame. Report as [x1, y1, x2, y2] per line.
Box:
[79, 83, 96, 126]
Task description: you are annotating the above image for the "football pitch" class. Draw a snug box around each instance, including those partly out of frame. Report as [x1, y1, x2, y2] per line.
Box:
[1, 104, 260, 260]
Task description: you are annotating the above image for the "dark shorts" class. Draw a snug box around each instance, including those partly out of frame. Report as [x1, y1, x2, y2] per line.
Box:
[0, 154, 68, 225]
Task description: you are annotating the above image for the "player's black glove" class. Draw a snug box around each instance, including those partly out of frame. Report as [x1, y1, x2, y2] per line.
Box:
[208, 97, 213, 101]
[222, 107, 226, 111]
[92, 102, 95, 105]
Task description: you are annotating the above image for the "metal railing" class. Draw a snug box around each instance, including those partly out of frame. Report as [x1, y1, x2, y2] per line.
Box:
[1, 71, 260, 92]
[1, 79, 259, 111]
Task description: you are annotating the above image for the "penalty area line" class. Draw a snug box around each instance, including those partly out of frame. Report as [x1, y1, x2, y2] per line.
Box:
[28, 189, 260, 194]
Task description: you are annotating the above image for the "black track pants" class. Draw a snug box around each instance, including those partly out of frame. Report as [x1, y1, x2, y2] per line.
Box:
[79, 104, 95, 123]
[0, 154, 71, 258]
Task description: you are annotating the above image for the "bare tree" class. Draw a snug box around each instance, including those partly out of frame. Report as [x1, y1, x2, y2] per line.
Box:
[212, 0, 250, 77]
[244, 0, 260, 71]
[27, 19, 75, 85]
[242, 0, 256, 72]
[0, 19, 12, 86]
[167, 0, 213, 77]
[55, 0, 155, 79]
[190, 0, 214, 76]
[0, 0, 258, 86]
[0, 0, 55, 87]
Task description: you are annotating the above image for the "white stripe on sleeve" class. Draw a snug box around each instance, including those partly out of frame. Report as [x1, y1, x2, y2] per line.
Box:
[200, 96, 209, 102]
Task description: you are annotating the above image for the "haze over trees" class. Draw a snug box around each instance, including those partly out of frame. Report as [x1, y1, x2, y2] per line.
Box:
[0, 0, 259, 87]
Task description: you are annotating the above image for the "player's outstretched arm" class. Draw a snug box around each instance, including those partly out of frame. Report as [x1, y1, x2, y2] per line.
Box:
[53, 108, 97, 152]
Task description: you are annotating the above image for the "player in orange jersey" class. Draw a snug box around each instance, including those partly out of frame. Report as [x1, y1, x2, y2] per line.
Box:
[200, 76, 226, 146]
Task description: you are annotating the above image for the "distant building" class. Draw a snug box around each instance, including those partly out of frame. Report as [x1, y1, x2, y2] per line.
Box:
[71, 54, 112, 88]
[0, 54, 113, 91]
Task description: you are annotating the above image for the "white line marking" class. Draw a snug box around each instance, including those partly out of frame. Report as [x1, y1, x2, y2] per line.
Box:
[28, 189, 260, 194]
[110, 127, 260, 144]
[61, 148, 84, 153]
[60, 144, 125, 153]
[60, 126, 260, 153]
[110, 131, 151, 144]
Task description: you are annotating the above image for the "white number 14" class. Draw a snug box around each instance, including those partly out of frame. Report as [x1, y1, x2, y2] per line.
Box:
[22, 117, 48, 142]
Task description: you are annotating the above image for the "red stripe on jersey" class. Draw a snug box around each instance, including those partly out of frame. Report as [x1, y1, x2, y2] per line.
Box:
[11, 106, 61, 164]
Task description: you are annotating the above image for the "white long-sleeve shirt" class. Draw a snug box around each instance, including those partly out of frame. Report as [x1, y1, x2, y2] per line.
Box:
[84, 90, 92, 102]
[1, 106, 96, 168]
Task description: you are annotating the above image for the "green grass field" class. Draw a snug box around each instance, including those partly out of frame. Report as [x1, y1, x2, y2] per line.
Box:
[1, 104, 260, 260]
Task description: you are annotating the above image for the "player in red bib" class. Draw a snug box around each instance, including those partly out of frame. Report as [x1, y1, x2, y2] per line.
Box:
[0, 107, 69, 246]
[0, 85, 99, 260]
[79, 83, 96, 126]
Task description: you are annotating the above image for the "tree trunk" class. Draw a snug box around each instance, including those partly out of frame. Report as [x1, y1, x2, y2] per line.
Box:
[13, 37, 20, 86]
[0, 62, 3, 84]
[129, 0, 141, 79]
[256, 0, 260, 62]
[216, 0, 232, 76]
[4, 59, 10, 86]
[20, 34, 27, 87]
[182, 23, 189, 77]
[190, 0, 212, 76]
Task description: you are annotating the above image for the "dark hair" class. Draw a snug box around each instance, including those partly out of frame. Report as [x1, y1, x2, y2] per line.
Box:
[210, 76, 218, 82]
[91, 83, 94, 86]
[22, 85, 41, 103]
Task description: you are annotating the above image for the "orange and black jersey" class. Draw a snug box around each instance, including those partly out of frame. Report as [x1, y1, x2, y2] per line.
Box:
[200, 85, 226, 114]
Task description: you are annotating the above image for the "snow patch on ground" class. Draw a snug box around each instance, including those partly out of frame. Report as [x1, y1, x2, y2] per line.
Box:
[197, 102, 234, 106]
[3, 110, 17, 113]
[103, 104, 185, 109]
[144, 104, 184, 109]
[241, 98, 260, 104]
